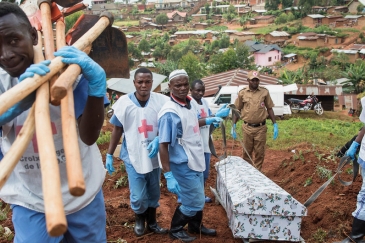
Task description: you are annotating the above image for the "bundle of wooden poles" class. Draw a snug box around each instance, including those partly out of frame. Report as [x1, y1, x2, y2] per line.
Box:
[0, 1, 114, 236]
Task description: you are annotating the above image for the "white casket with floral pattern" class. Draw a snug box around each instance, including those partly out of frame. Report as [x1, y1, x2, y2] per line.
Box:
[214, 156, 307, 241]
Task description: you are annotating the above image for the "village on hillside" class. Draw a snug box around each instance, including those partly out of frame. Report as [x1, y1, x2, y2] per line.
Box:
[81, 0, 365, 113]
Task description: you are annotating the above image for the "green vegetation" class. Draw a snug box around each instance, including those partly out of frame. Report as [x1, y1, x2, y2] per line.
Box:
[97, 131, 111, 145]
[312, 228, 327, 243]
[65, 11, 83, 32]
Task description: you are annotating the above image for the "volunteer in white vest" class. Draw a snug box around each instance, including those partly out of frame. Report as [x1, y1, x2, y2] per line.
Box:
[158, 70, 221, 242]
[0, 3, 108, 242]
[342, 97, 365, 243]
[105, 68, 169, 237]
[189, 79, 230, 203]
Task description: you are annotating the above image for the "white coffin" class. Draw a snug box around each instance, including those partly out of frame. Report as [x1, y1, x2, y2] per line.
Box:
[215, 156, 307, 241]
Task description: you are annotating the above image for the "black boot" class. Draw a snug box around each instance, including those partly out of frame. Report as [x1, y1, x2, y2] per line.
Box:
[146, 207, 168, 234]
[169, 206, 196, 242]
[337, 218, 365, 243]
[134, 212, 146, 236]
[188, 211, 217, 236]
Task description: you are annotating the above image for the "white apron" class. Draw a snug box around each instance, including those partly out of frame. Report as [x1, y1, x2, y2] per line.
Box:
[113, 92, 169, 174]
[158, 100, 205, 172]
[191, 98, 211, 153]
[0, 71, 105, 214]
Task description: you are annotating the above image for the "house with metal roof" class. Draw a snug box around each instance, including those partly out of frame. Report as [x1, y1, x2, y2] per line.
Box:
[264, 31, 290, 45]
[107, 69, 167, 95]
[244, 41, 282, 67]
[302, 14, 325, 25]
[331, 49, 360, 63]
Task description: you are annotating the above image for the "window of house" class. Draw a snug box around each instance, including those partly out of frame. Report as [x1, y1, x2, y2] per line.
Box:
[268, 57, 272, 62]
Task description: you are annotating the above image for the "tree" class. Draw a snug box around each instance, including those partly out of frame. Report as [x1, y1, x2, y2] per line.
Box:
[282, 0, 293, 8]
[204, 3, 211, 15]
[156, 14, 168, 27]
[155, 60, 179, 77]
[275, 13, 288, 25]
[342, 60, 365, 94]
[357, 4, 364, 13]
[65, 11, 83, 32]
[287, 12, 295, 22]
[138, 38, 150, 53]
[179, 51, 207, 83]
[219, 34, 230, 49]
[265, 0, 280, 11]
[223, 4, 237, 21]
[235, 43, 255, 70]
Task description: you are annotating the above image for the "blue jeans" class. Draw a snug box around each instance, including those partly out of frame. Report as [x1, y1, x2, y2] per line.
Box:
[353, 158, 365, 220]
[203, 153, 211, 183]
[125, 162, 161, 214]
[12, 190, 106, 243]
[170, 162, 205, 217]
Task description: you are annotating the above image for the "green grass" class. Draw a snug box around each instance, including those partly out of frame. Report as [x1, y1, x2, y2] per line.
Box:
[336, 28, 360, 33]
[213, 111, 362, 151]
[113, 20, 140, 27]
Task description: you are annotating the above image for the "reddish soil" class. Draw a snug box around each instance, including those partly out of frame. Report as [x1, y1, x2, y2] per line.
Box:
[0, 118, 361, 242]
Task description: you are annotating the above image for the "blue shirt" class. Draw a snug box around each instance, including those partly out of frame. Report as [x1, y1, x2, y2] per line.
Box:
[158, 95, 195, 164]
[109, 92, 151, 163]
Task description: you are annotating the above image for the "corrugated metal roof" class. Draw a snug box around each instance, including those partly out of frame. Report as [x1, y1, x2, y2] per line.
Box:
[269, 31, 290, 37]
[331, 49, 358, 54]
[107, 69, 166, 94]
[307, 14, 325, 18]
[360, 49, 365, 54]
[201, 69, 279, 97]
[284, 53, 297, 58]
[256, 45, 282, 54]
[285, 85, 343, 96]
[344, 15, 363, 18]
[174, 30, 217, 35]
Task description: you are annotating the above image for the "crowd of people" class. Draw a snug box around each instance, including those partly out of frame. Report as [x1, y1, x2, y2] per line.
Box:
[1, 2, 365, 243]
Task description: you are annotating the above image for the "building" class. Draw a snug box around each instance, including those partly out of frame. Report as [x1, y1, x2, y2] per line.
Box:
[296, 32, 344, 47]
[322, 15, 343, 25]
[302, 14, 325, 25]
[331, 49, 359, 63]
[191, 13, 207, 21]
[155, 0, 189, 9]
[344, 15, 365, 26]
[264, 31, 290, 46]
[348, 0, 362, 13]
[250, 15, 275, 24]
[192, 22, 209, 29]
[332, 6, 349, 14]
[91, 3, 122, 16]
[174, 30, 218, 39]
[230, 32, 257, 42]
[244, 41, 282, 67]
[166, 10, 187, 22]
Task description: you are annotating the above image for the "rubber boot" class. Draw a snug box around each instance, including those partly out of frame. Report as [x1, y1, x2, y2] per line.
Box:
[146, 207, 168, 234]
[188, 210, 217, 236]
[169, 206, 196, 242]
[134, 212, 146, 236]
[336, 218, 365, 243]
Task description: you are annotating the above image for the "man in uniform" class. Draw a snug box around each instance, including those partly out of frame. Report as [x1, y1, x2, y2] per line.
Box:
[231, 71, 278, 171]
[106, 68, 168, 237]
[158, 70, 220, 242]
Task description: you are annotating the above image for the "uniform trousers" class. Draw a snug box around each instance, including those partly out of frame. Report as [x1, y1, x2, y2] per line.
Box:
[353, 157, 365, 221]
[125, 161, 161, 214]
[170, 162, 205, 217]
[242, 123, 267, 171]
[12, 189, 106, 243]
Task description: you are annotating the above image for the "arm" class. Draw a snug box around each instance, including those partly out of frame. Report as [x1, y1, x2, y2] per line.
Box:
[267, 108, 276, 124]
[159, 142, 170, 172]
[355, 126, 365, 143]
[107, 125, 123, 155]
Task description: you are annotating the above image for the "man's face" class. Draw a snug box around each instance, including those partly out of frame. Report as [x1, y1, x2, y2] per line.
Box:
[190, 83, 205, 102]
[133, 72, 153, 99]
[0, 13, 37, 78]
[248, 78, 260, 90]
[169, 76, 189, 101]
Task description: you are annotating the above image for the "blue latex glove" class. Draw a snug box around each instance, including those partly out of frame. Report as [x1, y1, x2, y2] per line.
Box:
[54, 46, 106, 97]
[346, 141, 360, 160]
[147, 136, 159, 158]
[215, 104, 230, 118]
[106, 153, 115, 175]
[0, 60, 51, 126]
[18, 60, 51, 82]
[206, 117, 223, 128]
[164, 171, 181, 195]
[231, 124, 237, 140]
[273, 123, 278, 140]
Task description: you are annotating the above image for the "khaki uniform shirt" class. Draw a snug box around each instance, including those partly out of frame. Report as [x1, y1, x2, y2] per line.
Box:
[234, 86, 274, 124]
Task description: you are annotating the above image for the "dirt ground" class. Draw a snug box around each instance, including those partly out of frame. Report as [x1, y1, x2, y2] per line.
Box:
[0, 114, 361, 243]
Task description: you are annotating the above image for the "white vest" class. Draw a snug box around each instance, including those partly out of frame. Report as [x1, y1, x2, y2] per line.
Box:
[0, 70, 106, 214]
[191, 98, 211, 153]
[359, 97, 365, 160]
[158, 99, 205, 172]
[113, 92, 169, 174]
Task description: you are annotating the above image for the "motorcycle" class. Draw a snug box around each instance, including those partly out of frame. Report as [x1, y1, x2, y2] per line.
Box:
[107, 108, 114, 118]
[288, 95, 323, 115]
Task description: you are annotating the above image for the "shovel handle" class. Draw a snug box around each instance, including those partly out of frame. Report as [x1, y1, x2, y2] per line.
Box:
[0, 12, 112, 118]
[56, 19, 85, 197]
[38, 3, 67, 236]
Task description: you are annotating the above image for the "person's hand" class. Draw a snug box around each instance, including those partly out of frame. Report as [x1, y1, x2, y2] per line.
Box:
[273, 123, 278, 140]
[105, 153, 115, 175]
[231, 124, 237, 140]
[206, 117, 222, 128]
[164, 171, 181, 195]
[215, 104, 230, 118]
[18, 60, 51, 82]
[147, 136, 159, 158]
[54, 46, 106, 97]
[0, 92, 36, 126]
[346, 141, 360, 160]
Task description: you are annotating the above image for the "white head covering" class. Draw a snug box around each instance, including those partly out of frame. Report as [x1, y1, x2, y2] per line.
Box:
[169, 69, 188, 82]
[360, 97, 365, 123]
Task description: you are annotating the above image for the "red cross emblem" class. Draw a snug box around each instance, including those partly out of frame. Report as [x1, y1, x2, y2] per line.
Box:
[138, 119, 153, 138]
[193, 122, 199, 133]
[15, 122, 58, 153]
[200, 108, 207, 118]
